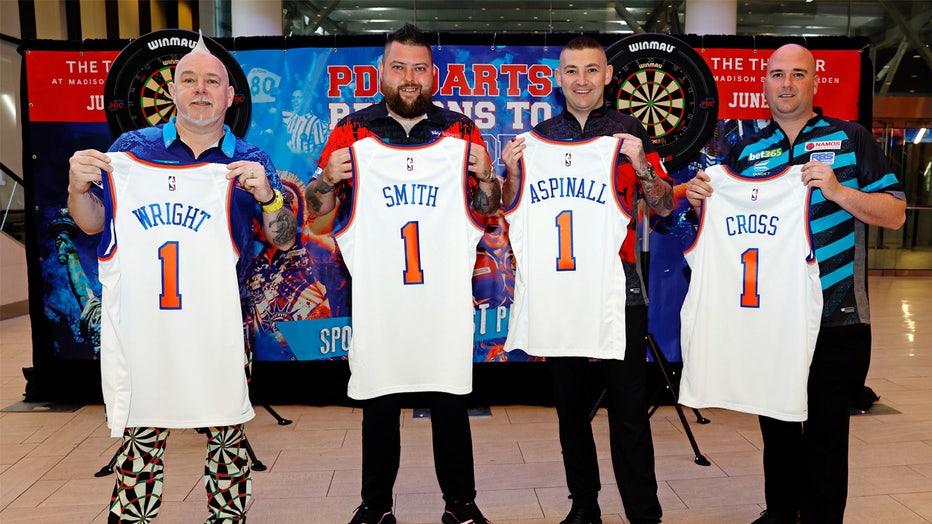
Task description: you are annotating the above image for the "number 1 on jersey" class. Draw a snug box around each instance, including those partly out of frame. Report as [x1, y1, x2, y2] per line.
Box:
[740, 247, 760, 308]
[158, 241, 182, 309]
[555, 210, 576, 271]
[400, 221, 425, 285]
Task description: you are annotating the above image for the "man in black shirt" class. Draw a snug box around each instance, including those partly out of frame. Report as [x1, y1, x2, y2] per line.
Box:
[501, 36, 672, 524]
[305, 24, 500, 524]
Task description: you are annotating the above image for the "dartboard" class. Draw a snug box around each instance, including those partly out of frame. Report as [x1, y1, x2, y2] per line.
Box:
[134, 60, 176, 126]
[606, 33, 718, 169]
[103, 29, 251, 138]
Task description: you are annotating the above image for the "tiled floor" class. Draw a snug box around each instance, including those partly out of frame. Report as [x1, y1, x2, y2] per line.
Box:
[1, 276, 931, 523]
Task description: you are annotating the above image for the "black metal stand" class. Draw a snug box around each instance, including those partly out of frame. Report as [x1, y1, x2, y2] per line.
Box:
[645, 333, 711, 466]
[94, 448, 119, 477]
[259, 401, 293, 426]
[588, 200, 710, 466]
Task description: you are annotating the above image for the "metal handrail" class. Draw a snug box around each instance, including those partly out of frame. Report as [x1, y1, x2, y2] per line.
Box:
[0, 162, 24, 185]
[0, 163, 24, 239]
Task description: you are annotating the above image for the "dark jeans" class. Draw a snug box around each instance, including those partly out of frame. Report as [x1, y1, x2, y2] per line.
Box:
[549, 305, 662, 523]
[360, 391, 476, 509]
[759, 323, 871, 524]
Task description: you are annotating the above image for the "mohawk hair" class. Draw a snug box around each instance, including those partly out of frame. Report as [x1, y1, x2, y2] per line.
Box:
[190, 29, 212, 56]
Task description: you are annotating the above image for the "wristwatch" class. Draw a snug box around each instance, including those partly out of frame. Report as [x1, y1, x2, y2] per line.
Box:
[636, 164, 658, 181]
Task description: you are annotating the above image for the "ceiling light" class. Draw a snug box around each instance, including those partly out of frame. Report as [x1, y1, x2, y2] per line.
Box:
[914, 128, 927, 144]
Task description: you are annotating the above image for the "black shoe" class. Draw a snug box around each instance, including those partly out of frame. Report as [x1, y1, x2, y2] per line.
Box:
[750, 509, 799, 524]
[348, 503, 395, 524]
[560, 500, 601, 524]
[442, 499, 492, 524]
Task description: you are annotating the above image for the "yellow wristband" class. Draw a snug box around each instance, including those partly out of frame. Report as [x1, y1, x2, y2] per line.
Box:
[260, 189, 284, 213]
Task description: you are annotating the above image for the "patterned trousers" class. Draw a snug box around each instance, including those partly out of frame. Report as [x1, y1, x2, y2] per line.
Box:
[108, 425, 251, 523]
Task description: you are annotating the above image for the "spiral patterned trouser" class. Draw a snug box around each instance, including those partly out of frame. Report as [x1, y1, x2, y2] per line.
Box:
[109, 425, 251, 523]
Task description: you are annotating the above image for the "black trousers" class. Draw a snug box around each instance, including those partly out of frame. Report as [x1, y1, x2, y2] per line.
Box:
[549, 305, 662, 523]
[759, 323, 871, 524]
[360, 391, 476, 509]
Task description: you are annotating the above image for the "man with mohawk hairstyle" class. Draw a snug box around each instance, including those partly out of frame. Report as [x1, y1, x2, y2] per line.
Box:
[68, 30, 296, 523]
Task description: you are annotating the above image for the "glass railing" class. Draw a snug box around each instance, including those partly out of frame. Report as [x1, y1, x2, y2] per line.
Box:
[869, 207, 932, 272]
[1, 164, 25, 244]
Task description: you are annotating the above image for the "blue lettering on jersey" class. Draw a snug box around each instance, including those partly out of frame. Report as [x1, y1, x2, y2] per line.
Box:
[528, 176, 607, 204]
[132, 202, 212, 231]
[382, 183, 439, 207]
[725, 213, 780, 236]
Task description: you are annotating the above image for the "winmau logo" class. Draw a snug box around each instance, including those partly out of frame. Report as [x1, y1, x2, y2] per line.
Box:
[628, 41, 675, 53]
[147, 37, 197, 51]
[748, 148, 782, 161]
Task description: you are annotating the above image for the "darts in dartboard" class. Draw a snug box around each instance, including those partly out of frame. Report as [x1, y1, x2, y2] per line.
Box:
[615, 67, 687, 140]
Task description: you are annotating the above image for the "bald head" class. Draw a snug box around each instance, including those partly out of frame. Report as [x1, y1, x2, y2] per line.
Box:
[763, 43, 819, 126]
[767, 44, 817, 76]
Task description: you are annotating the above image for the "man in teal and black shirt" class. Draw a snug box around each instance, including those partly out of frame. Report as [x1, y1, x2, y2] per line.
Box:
[686, 43, 905, 524]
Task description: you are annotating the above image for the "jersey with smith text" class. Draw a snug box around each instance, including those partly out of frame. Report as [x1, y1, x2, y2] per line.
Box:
[335, 136, 485, 400]
[725, 111, 904, 326]
[679, 165, 822, 422]
[98, 152, 255, 437]
[314, 100, 488, 233]
[503, 131, 632, 359]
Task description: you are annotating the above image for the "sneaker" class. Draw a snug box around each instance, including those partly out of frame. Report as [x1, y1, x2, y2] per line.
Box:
[348, 503, 395, 524]
[750, 509, 799, 524]
[442, 500, 492, 524]
[560, 499, 602, 524]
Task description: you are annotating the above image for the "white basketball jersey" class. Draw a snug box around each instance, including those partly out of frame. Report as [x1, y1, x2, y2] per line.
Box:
[503, 131, 631, 359]
[679, 164, 822, 422]
[336, 136, 484, 400]
[99, 152, 254, 437]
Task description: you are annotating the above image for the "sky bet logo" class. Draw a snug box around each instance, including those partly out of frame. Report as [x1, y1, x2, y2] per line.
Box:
[748, 148, 782, 161]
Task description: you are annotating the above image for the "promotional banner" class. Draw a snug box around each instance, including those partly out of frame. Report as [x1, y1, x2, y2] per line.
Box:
[20, 33, 870, 403]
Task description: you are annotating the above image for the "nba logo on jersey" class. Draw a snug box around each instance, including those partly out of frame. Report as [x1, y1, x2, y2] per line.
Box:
[751, 188, 758, 201]
[406, 157, 414, 171]
[168, 175, 176, 191]
[564, 152, 572, 167]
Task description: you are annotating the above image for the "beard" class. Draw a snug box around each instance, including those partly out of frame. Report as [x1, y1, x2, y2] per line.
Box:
[383, 83, 433, 119]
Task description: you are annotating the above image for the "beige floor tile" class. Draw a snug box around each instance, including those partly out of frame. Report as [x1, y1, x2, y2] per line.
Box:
[848, 465, 932, 498]
[0, 504, 104, 523]
[251, 470, 335, 499]
[666, 475, 765, 508]
[893, 491, 932, 521]
[1, 276, 931, 523]
[844, 494, 931, 524]
[5, 478, 66, 508]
